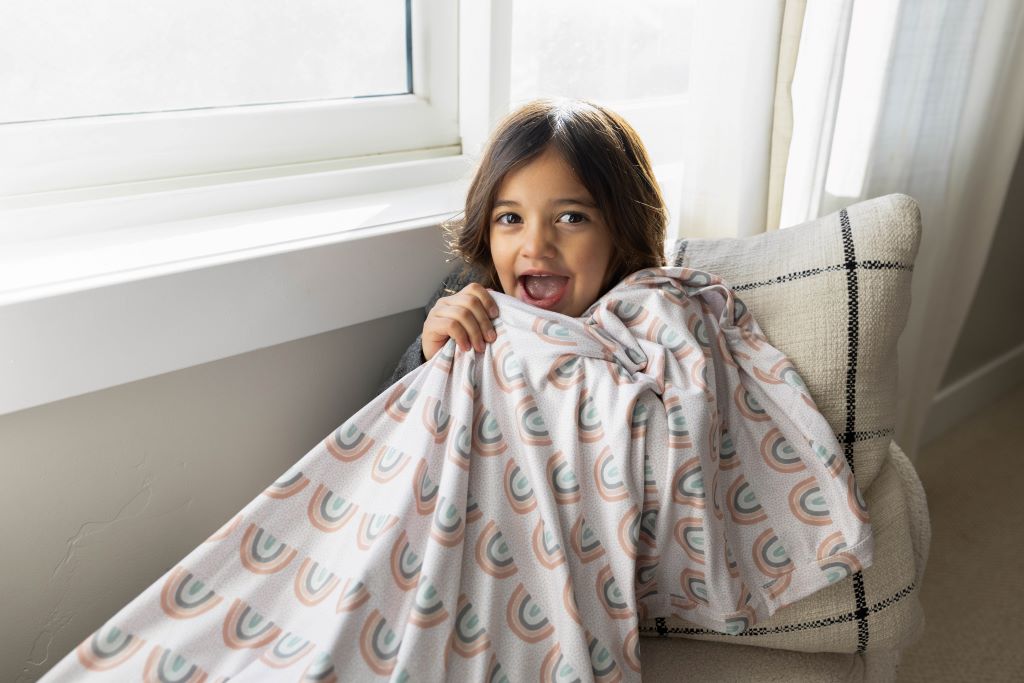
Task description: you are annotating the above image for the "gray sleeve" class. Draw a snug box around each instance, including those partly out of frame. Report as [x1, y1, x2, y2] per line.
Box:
[375, 332, 427, 396]
[374, 264, 483, 396]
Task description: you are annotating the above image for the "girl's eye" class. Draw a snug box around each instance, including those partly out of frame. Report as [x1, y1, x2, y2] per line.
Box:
[495, 213, 521, 225]
[558, 211, 587, 225]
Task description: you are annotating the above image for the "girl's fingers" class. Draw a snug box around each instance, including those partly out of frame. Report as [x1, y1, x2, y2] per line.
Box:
[426, 284, 501, 354]
[432, 304, 479, 352]
[444, 318, 472, 353]
[460, 285, 499, 342]
[433, 299, 489, 352]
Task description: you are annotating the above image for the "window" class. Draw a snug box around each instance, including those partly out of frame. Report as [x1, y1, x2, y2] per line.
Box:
[0, 0, 703, 416]
[0, 0, 459, 198]
[509, 0, 693, 104]
[506, 0, 697, 237]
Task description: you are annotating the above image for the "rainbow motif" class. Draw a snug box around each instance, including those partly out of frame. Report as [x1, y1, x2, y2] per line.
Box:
[665, 394, 693, 450]
[160, 566, 223, 619]
[761, 427, 808, 473]
[446, 422, 473, 470]
[325, 422, 375, 462]
[752, 528, 794, 578]
[506, 583, 554, 643]
[571, 515, 605, 563]
[585, 628, 624, 683]
[263, 470, 310, 499]
[596, 564, 632, 619]
[728, 476, 768, 524]
[408, 574, 448, 628]
[239, 523, 297, 574]
[448, 594, 492, 660]
[428, 495, 464, 547]
[673, 517, 706, 564]
[547, 450, 581, 505]
[547, 354, 585, 389]
[390, 530, 424, 590]
[355, 511, 399, 551]
[384, 384, 417, 422]
[335, 578, 371, 613]
[421, 395, 451, 442]
[75, 624, 146, 672]
[412, 459, 440, 516]
[491, 342, 527, 393]
[142, 646, 207, 683]
[306, 484, 357, 533]
[371, 443, 411, 484]
[540, 643, 581, 679]
[789, 476, 833, 526]
[577, 389, 605, 443]
[221, 598, 281, 650]
[532, 518, 565, 569]
[258, 632, 316, 668]
[475, 520, 517, 578]
[735, 385, 770, 421]
[504, 459, 537, 514]
[300, 652, 337, 683]
[472, 408, 508, 456]
[672, 457, 706, 508]
[617, 506, 640, 560]
[293, 557, 339, 606]
[359, 609, 401, 676]
[595, 446, 628, 502]
[515, 395, 551, 446]
[846, 471, 871, 522]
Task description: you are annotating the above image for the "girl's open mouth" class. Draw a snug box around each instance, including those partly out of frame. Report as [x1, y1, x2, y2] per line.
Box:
[518, 275, 569, 309]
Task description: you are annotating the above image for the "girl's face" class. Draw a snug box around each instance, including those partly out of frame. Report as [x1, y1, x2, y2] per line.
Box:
[488, 146, 615, 318]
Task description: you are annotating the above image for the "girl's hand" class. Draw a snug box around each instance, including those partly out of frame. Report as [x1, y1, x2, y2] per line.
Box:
[422, 283, 500, 361]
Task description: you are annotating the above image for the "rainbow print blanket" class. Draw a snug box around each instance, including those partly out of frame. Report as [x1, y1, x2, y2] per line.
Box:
[42, 266, 874, 682]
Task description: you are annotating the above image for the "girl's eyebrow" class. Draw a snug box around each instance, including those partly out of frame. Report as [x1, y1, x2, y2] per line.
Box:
[492, 197, 597, 208]
[553, 197, 598, 208]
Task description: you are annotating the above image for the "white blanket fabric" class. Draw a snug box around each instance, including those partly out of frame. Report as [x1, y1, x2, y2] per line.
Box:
[42, 266, 874, 682]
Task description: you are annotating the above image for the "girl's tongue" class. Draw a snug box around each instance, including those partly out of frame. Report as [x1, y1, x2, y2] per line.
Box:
[522, 275, 569, 301]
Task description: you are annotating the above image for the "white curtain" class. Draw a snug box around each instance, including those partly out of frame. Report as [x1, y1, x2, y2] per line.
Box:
[677, 0, 1024, 462]
[679, 0, 805, 238]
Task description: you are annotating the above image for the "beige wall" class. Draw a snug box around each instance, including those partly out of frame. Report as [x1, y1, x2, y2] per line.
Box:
[941, 139, 1024, 387]
[0, 307, 423, 682]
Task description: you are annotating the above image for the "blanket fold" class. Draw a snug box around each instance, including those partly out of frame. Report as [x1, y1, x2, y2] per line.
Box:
[42, 266, 874, 683]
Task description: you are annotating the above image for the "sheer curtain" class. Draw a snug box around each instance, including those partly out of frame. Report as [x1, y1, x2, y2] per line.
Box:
[677, 0, 805, 238]
[676, 0, 1024, 462]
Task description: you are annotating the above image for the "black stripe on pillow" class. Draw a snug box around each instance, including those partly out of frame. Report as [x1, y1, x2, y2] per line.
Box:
[839, 208, 871, 653]
[639, 582, 917, 639]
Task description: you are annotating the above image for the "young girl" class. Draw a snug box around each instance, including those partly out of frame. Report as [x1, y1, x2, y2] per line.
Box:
[44, 97, 872, 683]
[380, 98, 669, 393]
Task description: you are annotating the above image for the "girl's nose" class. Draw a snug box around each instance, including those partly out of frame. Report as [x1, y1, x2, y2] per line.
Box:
[520, 219, 557, 258]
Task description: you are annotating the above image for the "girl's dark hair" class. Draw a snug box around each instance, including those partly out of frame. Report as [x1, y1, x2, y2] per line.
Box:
[442, 98, 668, 296]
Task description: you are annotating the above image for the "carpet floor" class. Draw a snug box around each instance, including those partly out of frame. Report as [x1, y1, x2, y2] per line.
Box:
[897, 380, 1024, 681]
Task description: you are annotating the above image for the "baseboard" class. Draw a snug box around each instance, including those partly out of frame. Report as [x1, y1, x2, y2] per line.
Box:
[922, 341, 1024, 446]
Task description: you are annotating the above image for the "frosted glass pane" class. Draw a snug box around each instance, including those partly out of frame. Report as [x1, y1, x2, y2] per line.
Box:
[510, 0, 694, 104]
[0, 1, 409, 124]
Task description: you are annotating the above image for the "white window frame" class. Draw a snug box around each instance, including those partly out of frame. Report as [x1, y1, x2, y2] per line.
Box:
[0, 0, 460, 199]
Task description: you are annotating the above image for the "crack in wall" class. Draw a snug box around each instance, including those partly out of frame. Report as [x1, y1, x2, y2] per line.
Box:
[19, 450, 195, 682]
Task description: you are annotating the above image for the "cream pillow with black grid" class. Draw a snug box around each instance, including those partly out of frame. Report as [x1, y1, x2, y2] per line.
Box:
[637, 193, 926, 653]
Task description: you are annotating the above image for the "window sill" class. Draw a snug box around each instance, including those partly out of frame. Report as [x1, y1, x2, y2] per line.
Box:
[0, 158, 471, 417]
[0, 154, 685, 418]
